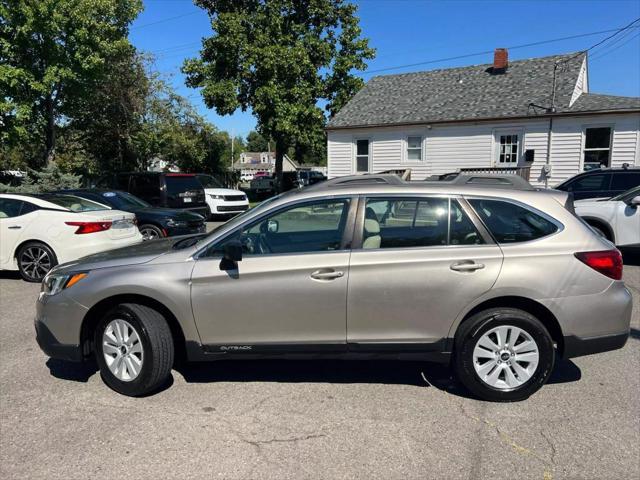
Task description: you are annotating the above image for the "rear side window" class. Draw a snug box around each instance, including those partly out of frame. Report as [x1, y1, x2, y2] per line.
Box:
[468, 199, 558, 243]
[568, 173, 611, 192]
[362, 197, 484, 249]
[611, 172, 640, 191]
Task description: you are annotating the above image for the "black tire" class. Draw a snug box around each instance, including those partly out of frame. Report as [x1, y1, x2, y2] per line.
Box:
[454, 308, 555, 402]
[94, 303, 174, 397]
[138, 224, 164, 241]
[17, 241, 58, 282]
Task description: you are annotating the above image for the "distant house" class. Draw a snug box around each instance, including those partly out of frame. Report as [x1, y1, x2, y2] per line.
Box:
[147, 157, 180, 173]
[327, 49, 640, 186]
[234, 151, 298, 180]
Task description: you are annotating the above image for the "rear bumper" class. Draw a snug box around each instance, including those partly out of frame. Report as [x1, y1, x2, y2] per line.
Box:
[563, 331, 629, 359]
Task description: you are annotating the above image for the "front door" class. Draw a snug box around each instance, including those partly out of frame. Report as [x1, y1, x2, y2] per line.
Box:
[0, 199, 34, 268]
[190, 198, 355, 351]
[347, 196, 503, 348]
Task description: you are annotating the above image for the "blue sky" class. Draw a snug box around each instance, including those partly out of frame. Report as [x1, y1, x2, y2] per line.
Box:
[130, 0, 640, 138]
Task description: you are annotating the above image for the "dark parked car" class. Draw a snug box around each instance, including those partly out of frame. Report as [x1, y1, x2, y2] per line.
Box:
[58, 189, 206, 240]
[96, 172, 209, 217]
[555, 167, 640, 200]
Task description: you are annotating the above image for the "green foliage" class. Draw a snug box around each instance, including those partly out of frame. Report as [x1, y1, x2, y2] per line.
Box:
[0, 164, 81, 193]
[246, 131, 270, 152]
[183, 0, 375, 179]
[0, 0, 143, 164]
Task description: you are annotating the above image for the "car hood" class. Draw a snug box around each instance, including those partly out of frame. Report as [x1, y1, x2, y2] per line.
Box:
[53, 237, 181, 273]
[203, 187, 245, 196]
[136, 207, 204, 220]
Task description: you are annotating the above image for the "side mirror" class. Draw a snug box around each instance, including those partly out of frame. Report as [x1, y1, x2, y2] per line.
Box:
[629, 195, 640, 207]
[267, 219, 279, 233]
[219, 241, 242, 271]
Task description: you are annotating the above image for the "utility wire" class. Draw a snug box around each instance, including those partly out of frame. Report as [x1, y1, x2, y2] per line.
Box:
[363, 23, 640, 75]
[590, 30, 640, 62]
[131, 11, 200, 30]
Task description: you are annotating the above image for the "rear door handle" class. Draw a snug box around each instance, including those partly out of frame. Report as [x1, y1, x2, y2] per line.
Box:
[8, 225, 22, 230]
[310, 269, 344, 280]
[450, 261, 485, 272]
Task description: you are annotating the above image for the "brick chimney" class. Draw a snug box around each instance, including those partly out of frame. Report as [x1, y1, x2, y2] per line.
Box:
[493, 48, 508, 71]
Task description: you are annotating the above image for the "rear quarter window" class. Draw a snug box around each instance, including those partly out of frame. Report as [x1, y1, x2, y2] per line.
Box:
[468, 199, 559, 243]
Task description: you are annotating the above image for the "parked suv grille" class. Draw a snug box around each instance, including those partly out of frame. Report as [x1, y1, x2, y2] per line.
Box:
[218, 204, 249, 212]
[224, 195, 246, 201]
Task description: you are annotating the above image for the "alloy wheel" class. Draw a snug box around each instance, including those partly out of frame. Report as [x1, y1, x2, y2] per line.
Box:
[140, 227, 161, 241]
[102, 319, 144, 382]
[472, 325, 539, 390]
[20, 246, 52, 280]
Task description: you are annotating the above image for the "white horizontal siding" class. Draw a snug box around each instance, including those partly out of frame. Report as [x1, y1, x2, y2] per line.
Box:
[327, 112, 640, 183]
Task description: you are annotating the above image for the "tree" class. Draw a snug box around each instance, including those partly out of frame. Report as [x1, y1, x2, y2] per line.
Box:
[183, 0, 374, 190]
[0, 164, 81, 193]
[246, 130, 270, 152]
[0, 0, 142, 165]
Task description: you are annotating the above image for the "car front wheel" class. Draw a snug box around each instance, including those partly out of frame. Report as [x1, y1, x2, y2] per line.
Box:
[454, 308, 555, 402]
[94, 303, 174, 396]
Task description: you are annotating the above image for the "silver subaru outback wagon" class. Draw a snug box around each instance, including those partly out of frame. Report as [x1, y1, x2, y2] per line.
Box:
[35, 176, 632, 401]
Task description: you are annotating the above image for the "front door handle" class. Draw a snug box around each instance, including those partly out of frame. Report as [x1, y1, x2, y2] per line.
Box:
[8, 225, 22, 230]
[450, 261, 485, 272]
[310, 269, 344, 280]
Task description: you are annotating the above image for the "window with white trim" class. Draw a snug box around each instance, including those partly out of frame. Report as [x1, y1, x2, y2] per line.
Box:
[406, 136, 422, 161]
[583, 127, 612, 170]
[355, 139, 370, 173]
[497, 133, 520, 164]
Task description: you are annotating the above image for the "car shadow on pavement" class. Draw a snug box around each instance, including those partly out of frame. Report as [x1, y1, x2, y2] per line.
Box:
[46, 358, 98, 383]
[0, 271, 22, 280]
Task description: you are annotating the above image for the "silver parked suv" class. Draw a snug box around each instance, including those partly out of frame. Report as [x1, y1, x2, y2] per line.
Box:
[35, 175, 632, 401]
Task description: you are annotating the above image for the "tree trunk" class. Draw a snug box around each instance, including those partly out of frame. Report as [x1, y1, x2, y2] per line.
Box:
[44, 95, 56, 166]
[275, 137, 286, 193]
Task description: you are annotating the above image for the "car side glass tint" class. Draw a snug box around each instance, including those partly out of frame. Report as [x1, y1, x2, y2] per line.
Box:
[611, 173, 640, 191]
[0, 198, 24, 218]
[450, 200, 485, 245]
[468, 199, 558, 243]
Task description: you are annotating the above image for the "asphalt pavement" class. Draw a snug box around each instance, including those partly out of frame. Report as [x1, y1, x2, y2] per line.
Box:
[0, 248, 638, 480]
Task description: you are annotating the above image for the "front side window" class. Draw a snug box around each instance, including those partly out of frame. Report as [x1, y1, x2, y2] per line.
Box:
[355, 139, 369, 173]
[468, 199, 558, 243]
[610, 172, 640, 191]
[583, 127, 611, 170]
[497, 134, 520, 164]
[406, 136, 423, 161]
[362, 197, 484, 249]
[208, 199, 350, 256]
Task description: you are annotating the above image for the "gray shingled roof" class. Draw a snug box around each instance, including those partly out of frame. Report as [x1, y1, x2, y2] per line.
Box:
[328, 52, 639, 129]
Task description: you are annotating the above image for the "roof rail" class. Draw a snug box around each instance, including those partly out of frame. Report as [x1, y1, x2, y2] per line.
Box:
[421, 172, 534, 190]
[305, 173, 406, 190]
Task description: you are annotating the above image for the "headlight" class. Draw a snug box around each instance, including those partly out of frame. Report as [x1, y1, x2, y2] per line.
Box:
[209, 194, 224, 200]
[41, 272, 88, 296]
[166, 218, 188, 227]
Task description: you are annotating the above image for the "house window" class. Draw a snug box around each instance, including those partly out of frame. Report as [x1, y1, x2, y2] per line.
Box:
[356, 139, 370, 173]
[497, 134, 520, 164]
[406, 136, 422, 161]
[583, 127, 612, 170]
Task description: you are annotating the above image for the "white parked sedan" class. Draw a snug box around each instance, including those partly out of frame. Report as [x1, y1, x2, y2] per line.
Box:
[574, 186, 640, 247]
[0, 193, 142, 282]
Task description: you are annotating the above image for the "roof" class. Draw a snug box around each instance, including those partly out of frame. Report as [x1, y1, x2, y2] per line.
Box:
[328, 52, 640, 129]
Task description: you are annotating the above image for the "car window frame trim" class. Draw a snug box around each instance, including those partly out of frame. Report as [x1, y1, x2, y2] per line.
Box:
[351, 193, 496, 251]
[194, 194, 359, 260]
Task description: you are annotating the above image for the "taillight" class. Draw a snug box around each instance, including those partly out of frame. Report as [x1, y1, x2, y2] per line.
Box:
[65, 221, 112, 234]
[574, 250, 623, 280]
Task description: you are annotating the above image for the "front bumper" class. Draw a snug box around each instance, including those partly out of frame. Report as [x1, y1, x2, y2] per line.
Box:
[34, 292, 88, 362]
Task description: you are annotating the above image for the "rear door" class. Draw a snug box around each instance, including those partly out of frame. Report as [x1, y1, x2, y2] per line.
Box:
[346, 195, 503, 349]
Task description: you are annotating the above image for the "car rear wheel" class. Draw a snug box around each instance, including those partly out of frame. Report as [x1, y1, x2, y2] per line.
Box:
[454, 308, 555, 402]
[139, 224, 164, 241]
[94, 303, 174, 397]
[17, 242, 58, 282]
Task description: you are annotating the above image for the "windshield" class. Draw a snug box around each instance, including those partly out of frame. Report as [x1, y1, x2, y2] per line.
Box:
[39, 194, 109, 212]
[165, 176, 202, 195]
[103, 191, 151, 209]
[197, 174, 223, 189]
[610, 185, 640, 201]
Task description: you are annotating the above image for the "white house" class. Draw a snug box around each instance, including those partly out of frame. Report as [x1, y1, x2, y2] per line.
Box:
[234, 151, 299, 180]
[326, 50, 640, 187]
